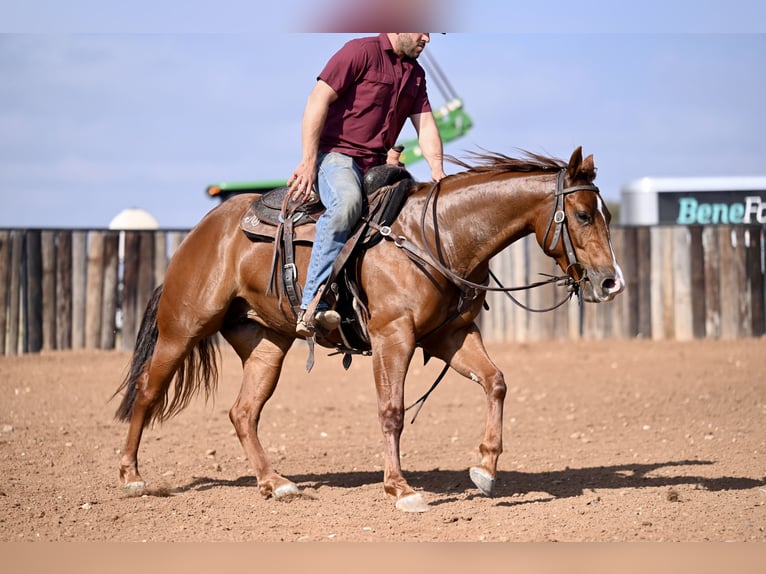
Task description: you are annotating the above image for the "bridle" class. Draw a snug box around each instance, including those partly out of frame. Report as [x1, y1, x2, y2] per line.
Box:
[541, 168, 603, 286]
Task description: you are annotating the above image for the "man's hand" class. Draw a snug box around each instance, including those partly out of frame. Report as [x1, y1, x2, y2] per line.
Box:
[287, 161, 317, 203]
[386, 145, 405, 167]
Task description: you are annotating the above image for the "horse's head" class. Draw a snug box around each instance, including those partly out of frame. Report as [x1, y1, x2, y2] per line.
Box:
[536, 147, 625, 303]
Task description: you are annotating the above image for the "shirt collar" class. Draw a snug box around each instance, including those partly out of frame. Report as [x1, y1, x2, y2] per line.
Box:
[378, 33, 394, 53]
[378, 33, 415, 63]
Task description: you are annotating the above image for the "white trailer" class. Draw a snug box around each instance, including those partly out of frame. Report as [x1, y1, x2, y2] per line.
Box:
[620, 176, 766, 226]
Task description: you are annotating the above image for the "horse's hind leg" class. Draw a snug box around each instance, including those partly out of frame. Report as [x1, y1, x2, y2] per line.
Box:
[422, 323, 507, 496]
[119, 336, 196, 491]
[221, 321, 298, 499]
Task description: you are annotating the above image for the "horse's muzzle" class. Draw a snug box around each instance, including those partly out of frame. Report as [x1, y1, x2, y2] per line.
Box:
[581, 267, 625, 303]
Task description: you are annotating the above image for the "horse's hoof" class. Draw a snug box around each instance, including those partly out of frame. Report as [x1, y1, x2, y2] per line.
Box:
[469, 467, 495, 496]
[123, 480, 147, 494]
[274, 482, 300, 499]
[395, 492, 429, 513]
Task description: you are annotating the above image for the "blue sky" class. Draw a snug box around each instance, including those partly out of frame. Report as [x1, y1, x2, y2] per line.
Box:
[1, 1, 765, 228]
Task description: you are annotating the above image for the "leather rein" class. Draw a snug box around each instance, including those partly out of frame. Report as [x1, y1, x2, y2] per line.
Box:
[373, 167, 601, 313]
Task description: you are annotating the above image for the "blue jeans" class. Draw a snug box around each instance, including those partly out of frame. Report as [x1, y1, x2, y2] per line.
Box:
[301, 152, 363, 310]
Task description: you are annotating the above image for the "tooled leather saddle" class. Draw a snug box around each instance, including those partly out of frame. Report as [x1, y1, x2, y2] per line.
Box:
[240, 164, 414, 357]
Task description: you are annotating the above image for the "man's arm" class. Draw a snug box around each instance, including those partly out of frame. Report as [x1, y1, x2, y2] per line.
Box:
[289, 79, 338, 200]
[410, 111, 446, 182]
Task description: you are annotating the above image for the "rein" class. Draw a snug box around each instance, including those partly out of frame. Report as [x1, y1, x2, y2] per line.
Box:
[375, 167, 599, 312]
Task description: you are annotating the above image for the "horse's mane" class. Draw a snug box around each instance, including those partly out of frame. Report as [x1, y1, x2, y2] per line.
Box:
[446, 149, 567, 175]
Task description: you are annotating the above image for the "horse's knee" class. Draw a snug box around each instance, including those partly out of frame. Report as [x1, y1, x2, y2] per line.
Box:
[486, 371, 507, 401]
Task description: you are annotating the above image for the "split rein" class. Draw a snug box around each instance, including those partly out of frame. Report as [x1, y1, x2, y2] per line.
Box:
[374, 168, 601, 313]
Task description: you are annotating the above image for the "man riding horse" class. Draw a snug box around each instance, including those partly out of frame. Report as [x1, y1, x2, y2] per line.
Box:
[287, 33, 447, 337]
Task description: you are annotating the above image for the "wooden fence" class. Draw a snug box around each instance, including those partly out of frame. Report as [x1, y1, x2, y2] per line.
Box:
[1, 225, 764, 356]
[0, 229, 186, 356]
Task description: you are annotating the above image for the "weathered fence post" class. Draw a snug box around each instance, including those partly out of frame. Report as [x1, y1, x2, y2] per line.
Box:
[672, 226, 693, 341]
[71, 231, 88, 349]
[745, 226, 765, 337]
[689, 226, 706, 339]
[85, 231, 105, 349]
[100, 232, 119, 350]
[41, 231, 57, 350]
[0, 231, 9, 354]
[121, 230, 156, 351]
[24, 230, 43, 353]
[702, 227, 721, 338]
[55, 231, 73, 350]
[718, 227, 739, 340]
[7, 230, 23, 355]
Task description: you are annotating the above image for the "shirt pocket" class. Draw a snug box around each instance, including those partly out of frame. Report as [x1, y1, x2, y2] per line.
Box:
[398, 81, 421, 114]
[363, 69, 395, 100]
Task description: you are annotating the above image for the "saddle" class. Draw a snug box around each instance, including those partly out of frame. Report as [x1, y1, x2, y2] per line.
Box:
[240, 164, 414, 356]
[241, 186, 323, 242]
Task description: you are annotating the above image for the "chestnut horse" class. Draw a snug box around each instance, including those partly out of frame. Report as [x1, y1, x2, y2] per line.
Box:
[113, 147, 624, 512]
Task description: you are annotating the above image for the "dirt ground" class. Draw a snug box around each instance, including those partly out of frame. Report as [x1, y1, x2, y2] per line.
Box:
[1, 337, 765, 543]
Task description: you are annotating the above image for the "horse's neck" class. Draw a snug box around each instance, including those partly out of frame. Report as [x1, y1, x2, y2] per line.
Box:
[407, 173, 550, 278]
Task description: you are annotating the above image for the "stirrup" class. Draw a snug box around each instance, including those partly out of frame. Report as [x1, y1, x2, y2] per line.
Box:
[295, 311, 314, 337]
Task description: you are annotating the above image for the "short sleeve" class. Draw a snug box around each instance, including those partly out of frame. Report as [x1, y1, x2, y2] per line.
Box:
[317, 39, 369, 96]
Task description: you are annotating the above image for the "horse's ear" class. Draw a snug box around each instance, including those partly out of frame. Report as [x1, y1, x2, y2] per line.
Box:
[566, 146, 583, 179]
[581, 154, 595, 177]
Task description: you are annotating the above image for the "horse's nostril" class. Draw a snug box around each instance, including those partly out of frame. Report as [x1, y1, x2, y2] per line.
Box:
[601, 276, 625, 295]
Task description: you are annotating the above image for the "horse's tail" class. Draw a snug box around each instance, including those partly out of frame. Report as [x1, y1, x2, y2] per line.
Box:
[113, 284, 220, 425]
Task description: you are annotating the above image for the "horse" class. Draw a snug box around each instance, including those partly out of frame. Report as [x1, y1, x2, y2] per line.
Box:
[113, 146, 624, 512]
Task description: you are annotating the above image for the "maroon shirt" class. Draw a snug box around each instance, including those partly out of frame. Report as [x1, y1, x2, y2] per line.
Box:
[318, 34, 432, 174]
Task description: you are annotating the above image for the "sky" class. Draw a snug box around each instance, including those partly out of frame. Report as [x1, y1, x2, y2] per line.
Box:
[1, 0, 765, 229]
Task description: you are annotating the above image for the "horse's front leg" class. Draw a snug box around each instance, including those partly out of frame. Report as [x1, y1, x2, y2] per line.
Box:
[369, 331, 427, 512]
[422, 322, 507, 496]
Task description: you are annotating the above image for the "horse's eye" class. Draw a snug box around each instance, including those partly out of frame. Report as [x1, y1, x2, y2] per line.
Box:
[575, 211, 592, 225]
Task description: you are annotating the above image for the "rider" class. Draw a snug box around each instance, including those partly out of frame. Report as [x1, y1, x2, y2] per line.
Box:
[288, 33, 447, 337]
